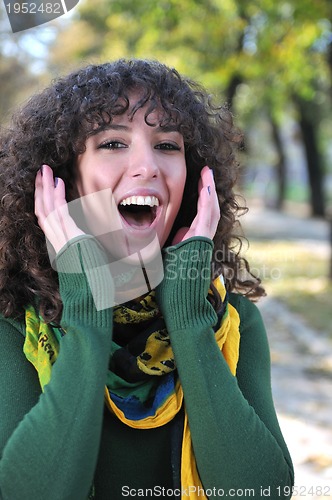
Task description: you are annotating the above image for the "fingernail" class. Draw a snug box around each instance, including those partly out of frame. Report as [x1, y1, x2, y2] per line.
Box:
[207, 185, 211, 195]
[40, 165, 44, 176]
[54, 177, 59, 187]
[210, 168, 214, 178]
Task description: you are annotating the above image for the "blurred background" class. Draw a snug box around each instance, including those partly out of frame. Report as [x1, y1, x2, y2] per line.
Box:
[1, 0, 331, 497]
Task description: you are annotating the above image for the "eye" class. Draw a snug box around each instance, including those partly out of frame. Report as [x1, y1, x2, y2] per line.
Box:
[98, 140, 127, 150]
[155, 142, 181, 151]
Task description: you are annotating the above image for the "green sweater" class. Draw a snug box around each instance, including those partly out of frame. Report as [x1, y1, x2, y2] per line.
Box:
[0, 237, 293, 500]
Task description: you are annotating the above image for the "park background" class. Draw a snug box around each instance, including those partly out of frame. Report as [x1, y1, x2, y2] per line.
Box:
[1, 1, 331, 498]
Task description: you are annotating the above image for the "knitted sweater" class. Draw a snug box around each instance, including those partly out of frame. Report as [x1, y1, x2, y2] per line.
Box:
[0, 237, 294, 500]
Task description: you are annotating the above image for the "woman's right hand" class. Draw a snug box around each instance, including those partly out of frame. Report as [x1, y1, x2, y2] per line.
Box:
[171, 166, 220, 245]
[35, 164, 85, 254]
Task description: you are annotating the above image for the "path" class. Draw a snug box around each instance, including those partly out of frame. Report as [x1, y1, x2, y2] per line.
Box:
[258, 298, 332, 500]
[241, 205, 332, 499]
[240, 204, 330, 243]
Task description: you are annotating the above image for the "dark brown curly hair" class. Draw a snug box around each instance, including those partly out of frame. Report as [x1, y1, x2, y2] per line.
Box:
[0, 58, 264, 323]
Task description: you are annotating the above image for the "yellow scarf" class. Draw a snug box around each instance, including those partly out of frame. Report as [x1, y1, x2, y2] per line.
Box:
[24, 276, 240, 500]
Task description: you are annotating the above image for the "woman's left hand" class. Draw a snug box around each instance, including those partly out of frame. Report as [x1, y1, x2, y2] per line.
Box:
[172, 166, 220, 245]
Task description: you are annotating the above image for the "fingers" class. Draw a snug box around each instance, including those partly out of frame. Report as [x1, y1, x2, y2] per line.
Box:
[201, 166, 220, 220]
[35, 165, 55, 229]
[192, 166, 220, 239]
[173, 166, 221, 244]
[35, 164, 85, 254]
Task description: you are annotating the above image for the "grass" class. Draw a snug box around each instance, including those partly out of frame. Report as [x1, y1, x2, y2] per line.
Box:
[242, 240, 332, 335]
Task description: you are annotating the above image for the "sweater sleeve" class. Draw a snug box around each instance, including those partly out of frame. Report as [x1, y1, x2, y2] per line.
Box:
[0, 237, 114, 500]
[156, 237, 294, 499]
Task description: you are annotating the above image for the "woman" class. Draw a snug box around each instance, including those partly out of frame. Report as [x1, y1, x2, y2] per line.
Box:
[0, 59, 294, 499]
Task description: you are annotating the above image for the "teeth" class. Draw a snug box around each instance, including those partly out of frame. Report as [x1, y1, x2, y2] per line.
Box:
[119, 196, 160, 207]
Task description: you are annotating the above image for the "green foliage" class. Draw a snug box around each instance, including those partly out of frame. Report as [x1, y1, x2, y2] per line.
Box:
[46, 2, 331, 209]
[45, 0, 332, 214]
[60, 0, 331, 107]
[0, 9, 40, 123]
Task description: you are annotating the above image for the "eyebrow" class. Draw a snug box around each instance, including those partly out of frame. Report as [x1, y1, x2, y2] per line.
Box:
[156, 124, 181, 133]
[104, 124, 129, 131]
[97, 123, 181, 133]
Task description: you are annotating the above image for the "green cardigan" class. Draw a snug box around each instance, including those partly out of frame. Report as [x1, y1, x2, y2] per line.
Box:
[0, 237, 294, 499]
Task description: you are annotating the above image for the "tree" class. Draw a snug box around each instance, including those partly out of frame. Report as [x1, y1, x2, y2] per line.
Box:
[269, 112, 287, 210]
[48, 0, 331, 215]
[0, 7, 42, 123]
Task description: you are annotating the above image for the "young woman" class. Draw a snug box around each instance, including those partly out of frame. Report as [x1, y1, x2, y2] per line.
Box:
[0, 59, 294, 499]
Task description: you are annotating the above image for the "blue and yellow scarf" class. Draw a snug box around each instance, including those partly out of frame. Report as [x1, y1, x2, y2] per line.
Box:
[24, 276, 240, 500]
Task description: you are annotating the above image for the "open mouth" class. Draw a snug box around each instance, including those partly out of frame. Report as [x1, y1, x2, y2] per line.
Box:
[118, 195, 159, 229]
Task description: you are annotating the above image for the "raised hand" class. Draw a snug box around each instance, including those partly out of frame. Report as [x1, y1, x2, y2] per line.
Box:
[35, 164, 85, 254]
[172, 166, 220, 245]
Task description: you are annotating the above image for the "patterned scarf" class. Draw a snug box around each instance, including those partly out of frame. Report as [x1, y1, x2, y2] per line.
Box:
[23, 276, 240, 500]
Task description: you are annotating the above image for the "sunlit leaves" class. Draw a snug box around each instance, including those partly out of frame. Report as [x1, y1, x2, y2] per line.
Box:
[59, 0, 330, 109]
[48, 0, 331, 164]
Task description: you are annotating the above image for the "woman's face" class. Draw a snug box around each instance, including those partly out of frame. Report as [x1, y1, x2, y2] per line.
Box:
[74, 100, 187, 259]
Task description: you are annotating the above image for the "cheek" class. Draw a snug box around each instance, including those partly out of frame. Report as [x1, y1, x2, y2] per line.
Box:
[74, 159, 90, 197]
[175, 181, 186, 208]
[174, 163, 187, 204]
[76, 164, 118, 197]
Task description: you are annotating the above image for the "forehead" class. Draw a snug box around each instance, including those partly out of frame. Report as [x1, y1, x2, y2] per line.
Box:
[127, 93, 178, 126]
[88, 95, 180, 135]
[114, 104, 164, 125]
[83, 87, 185, 143]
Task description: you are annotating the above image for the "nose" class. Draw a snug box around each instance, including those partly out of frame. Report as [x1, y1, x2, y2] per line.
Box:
[127, 141, 159, 180]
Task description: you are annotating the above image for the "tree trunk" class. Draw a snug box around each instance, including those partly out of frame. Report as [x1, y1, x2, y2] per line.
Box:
[294, 98, 326, 218]
[226, 75, 242, 110]
[326, 33, 332, 280]
[330, 219, 332, 280]
[270, 115, 287, 210]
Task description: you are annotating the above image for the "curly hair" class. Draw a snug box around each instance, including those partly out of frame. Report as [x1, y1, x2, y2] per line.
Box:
[0, 58, 264, 323]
